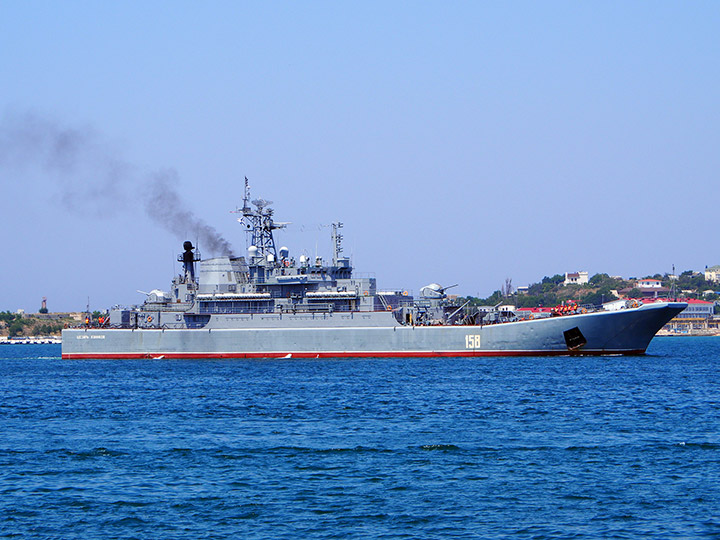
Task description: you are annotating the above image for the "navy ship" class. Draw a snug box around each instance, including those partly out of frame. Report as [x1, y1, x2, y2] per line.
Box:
[62, 182, 686, 359]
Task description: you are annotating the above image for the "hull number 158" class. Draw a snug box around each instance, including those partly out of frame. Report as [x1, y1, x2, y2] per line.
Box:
[465, 334, 481, 349]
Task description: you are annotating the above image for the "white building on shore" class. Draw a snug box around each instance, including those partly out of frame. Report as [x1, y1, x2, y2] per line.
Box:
[564, 271, 589, 286]
[705, 265, 720, 283]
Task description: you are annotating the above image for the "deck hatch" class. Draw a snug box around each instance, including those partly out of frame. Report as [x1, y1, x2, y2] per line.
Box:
[563, 326, 587, 350]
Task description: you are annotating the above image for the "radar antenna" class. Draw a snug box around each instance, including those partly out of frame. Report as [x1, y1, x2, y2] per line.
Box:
[233, 177, 287, 261]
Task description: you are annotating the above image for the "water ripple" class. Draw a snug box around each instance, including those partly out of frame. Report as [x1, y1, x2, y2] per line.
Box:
[1, 340, 719, 539]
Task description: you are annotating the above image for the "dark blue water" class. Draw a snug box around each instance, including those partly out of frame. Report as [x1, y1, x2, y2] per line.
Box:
[2, 338, 719, 539]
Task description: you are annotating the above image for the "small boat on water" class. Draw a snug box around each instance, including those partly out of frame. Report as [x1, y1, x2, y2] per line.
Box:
[62, 182, 686, 359]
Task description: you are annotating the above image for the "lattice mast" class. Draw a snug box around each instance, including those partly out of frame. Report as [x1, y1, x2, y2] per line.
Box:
[235, 177, 286, 261]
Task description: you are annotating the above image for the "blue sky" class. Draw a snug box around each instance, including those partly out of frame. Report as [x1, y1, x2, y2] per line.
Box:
[1, 1, 718, 312]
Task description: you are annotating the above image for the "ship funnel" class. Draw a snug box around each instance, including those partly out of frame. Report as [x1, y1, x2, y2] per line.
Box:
[181, 241, 196, 282]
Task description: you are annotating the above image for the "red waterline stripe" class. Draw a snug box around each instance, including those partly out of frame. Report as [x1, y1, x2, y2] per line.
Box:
[62, 349, 645, 359]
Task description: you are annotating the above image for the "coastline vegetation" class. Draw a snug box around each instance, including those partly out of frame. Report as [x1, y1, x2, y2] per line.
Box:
[465, 271, 720, 309]
[0, 311, 73, 338]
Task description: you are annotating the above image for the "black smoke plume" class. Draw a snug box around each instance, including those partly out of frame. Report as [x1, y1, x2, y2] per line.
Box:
[0, 110, 234, 256]
[146, 169, 234, 256]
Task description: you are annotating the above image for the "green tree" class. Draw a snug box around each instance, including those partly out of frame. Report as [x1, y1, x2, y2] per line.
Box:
[589, 273, 609, 285]
[579, 288, 613, 306]
[34, 323, 62, 335]
[7, 319, 27, 336]
[626, 288, 643, 298]
[543, 274, 565, 286]
[481, 290, 504, 305]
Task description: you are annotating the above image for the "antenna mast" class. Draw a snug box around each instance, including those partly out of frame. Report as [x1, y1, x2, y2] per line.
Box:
[242, 176, 251, 214]
[332, 222, 344, 266]
[671, 264, 676, 301]
[234, 177, 287, 260]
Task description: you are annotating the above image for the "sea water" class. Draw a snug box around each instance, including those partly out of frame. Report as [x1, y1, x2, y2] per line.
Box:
[1, 338, 719, 539]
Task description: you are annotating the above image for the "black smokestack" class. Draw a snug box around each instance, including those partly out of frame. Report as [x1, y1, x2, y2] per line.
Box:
[181, 241, 196, 281]
[0, 110, 234, 256]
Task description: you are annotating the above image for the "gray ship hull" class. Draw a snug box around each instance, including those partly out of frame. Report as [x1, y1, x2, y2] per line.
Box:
[62, 301, 685, 359]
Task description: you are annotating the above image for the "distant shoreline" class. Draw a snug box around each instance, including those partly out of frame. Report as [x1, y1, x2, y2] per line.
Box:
[656, 331, 720, 337]
[0, 336, 61, 344]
